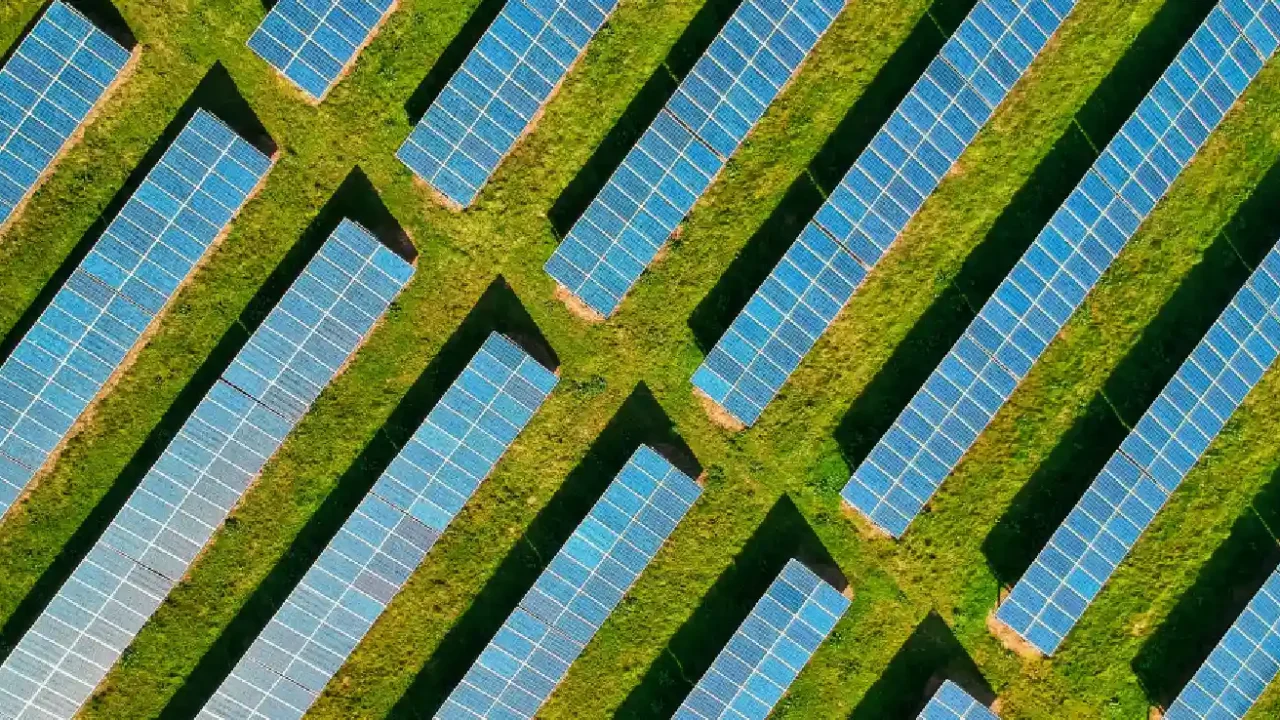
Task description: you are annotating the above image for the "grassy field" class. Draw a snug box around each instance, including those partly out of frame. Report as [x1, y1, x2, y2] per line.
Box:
[2, 0, 1280, 718]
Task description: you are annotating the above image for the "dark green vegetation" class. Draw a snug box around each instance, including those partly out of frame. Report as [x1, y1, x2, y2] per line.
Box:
[2, 0, 1280, 717]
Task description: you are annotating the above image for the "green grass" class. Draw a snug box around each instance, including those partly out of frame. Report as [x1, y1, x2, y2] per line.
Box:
[2, 0, 1280, 718]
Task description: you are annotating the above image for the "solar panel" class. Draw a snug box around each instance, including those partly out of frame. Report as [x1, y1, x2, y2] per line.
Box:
[437, 445, 701, 719]
[673, 558, 849, 720]
[247, 0, 395, 102]
[691, 0, 1078, 427]
[918, 681, 999, 720]
[995, 241, 1280, 655]
[544, 0, 847, 319]
[0, 0, 131, 229]
[1165, 567, 1280, 720]
[197, 332, 558, 720]
[0, 220, 414, 720]
[0, 109, 272, 523]
[397, 0, 620, 208]
[843, 0, 1280, 539]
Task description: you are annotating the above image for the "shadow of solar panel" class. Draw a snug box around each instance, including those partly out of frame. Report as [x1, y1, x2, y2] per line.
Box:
[844, 0, 1280, 540]
[0, 109, 272, 523]
[544, 0, 847, 319]
[0, 0, 131, 229]
[247, 0, 396, 102]
[1164, 567, 1280, 720]
[198, 332, 557, 720]
[0, 221, 413, 720]
[673, 558, 849, 720]
[437, 445, 701, 719]
[397, 0, 621, 208]
[995, 241, 1280, 656]
[691, 0, 1079, 428]
[919, 681, 999, 720]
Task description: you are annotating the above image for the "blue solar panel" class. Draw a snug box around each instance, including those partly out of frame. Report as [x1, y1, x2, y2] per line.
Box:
[0, 221, 413, 720]
[918, 681, 999, 720]
[0, 109, 272, 523]
[544, 0, 847, 319]
[198, 333, 557, 720]
[995, 242, 1280, 655]
[1165, 567, 1280, 720]
[843, 0, 1280, 539]
[673, 558, 849, 720]
[690, 0, 1078, 426]
[0, 0, 130, 229]
[247, 0, 394, 101]
[437, 445, 701, 719]
[398, 0, 620, 207]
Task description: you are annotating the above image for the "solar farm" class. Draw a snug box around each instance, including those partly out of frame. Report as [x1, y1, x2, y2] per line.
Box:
[3, 0, 1280, 718]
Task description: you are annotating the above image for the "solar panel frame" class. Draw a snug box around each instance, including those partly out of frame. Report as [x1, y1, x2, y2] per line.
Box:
[843, 0, 1280, 539]
[918, 681, 999, 720]
[436, 445, 701, 719]
[198, 332, 558, 720]
[246, 0, 396, 102]
[544, 0, 848, 319]
[397, 0, 621, 207]
[673, 558, 849, 720]
[0, 0, 132, 231]
[995, 241, 1280, 656]
[691, 0, 1079, 427]
[0, 108, 273, 523]
[0, 220, 413, 720]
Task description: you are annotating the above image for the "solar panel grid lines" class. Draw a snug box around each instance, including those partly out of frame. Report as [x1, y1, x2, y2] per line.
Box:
[198, 332, 558, 720]
[690, 0, 1080, 428]
[436, 444, 702, 719]
[918, 681, 1000, 720]
[994, 240, 1280, 656]
[673, 558, 850, 720]
[0, 220, 414, 720]
[397, 0, 622, 208]
[842, 0, 1280, 539]
[247, 0, 397, 102]
[1165, 566, 1280, 720]
[544, 0, 848, 320]
[0, 0, 133, 231]
[0, 108, 273, 523]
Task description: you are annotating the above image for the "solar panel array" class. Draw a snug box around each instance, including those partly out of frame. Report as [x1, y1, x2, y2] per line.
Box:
[247, 0, 394, 102]
[1165, 566, 1280, 720]
[673, 558, 848, 720]
[0, 221, 413, 720]
[0, 109, 271, 523]
[543, 0, 846, 319]
[437, 445, 700, 719]
[199, 332, 557, 720]
[0, 0, 130, 228]
[397, 0, 620, 208]
[995, 242, 1280, 655]
[690, 0, 1077, 427]
[918, 681, 999, 720]
[842, 0, 1280, 539]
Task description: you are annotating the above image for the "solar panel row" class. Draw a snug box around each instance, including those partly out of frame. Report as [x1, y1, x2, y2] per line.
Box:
[437, 445, 700, 719]
[398, 0, 620, 208]
[691, 0, 1077, 427]
[247, 0, 395, 101]
[0, 0, 130, 229]
[918, 681, 999, 720]
[199, 332, 557, 720]
[544, 0, 846, 319]
[0, 220, 413, 720]
[843, 0, 1280, 539]
[0, 109, 272, 523]
[996, 241, 1280, 656]
[673, 558, 848, 720]
[1165, 566, 1280, 720]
